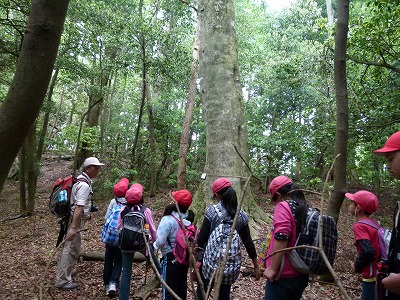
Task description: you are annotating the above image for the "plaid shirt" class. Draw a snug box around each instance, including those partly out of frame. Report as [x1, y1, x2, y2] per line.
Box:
[101, 203, 124, 246]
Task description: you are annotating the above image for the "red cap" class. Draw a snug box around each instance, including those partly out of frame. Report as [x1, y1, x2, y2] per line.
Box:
[345, 190, 378, 214]
[172, 190, 193, 207]
[126, 183, 143, 204]
[373, 131, 400, 156]
[212, 178, 232, 194]
[113, 178, 129, 197]
[269, 176, 292, 198]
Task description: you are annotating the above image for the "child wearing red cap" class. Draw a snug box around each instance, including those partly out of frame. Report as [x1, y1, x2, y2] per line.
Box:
[345, 190, 380, 300]
[117, 183, 157, 300]
[196, 178, 260, 300]
[264, 176, 309, 300]
[153, 189, 194, 300]
[374, 131, 400, 298]
[100, 178, 129, 296]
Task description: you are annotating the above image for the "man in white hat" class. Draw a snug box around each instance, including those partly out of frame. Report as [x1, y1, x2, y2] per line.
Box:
[55, 157, 104, 290]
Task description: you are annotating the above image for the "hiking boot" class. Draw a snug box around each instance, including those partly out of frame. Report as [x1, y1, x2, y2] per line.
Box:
[106, 282, 117, 297]
[56, 281, 79, 290]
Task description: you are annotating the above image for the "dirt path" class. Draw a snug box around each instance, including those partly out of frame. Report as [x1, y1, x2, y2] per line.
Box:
[0, 159, 366, 299]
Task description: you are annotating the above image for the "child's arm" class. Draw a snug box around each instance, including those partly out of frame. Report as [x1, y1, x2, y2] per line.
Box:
[354, 239, 375, 272]
[144, 208, 157, 241]
[153, 216, 171, 250]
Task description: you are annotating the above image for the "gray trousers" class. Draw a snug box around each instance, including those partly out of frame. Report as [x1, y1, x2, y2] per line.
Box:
[55, 220, 85, 286]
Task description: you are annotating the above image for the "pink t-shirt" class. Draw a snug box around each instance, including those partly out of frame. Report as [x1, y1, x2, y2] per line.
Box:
[353, 217, 381, 279]
[266, 201, 303, 278]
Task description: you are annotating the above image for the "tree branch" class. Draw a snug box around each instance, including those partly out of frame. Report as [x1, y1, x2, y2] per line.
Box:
[347, 54, 400, 74]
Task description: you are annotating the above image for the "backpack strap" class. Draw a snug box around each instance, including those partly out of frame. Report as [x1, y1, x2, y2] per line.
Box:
[358, 219, 380, 230]
[121, 204, 146, 218]
[286, 200, 302, 236]
[171, 214, 183, 226]
[76, 177, 91, 185]
[167, 213, 185, 248]
[212, 204, 232, 230]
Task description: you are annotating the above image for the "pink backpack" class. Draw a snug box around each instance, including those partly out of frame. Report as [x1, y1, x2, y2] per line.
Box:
[171, 214, 197, 264]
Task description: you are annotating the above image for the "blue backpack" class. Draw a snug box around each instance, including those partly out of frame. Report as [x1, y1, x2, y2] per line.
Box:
[101, 201, 124, 246]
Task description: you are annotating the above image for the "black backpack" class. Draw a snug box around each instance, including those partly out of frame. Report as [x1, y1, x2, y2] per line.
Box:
[118, 205, 147, 252]
[287, 200, 338, 275]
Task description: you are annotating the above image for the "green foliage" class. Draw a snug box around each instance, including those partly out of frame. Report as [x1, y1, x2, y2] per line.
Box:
[3, 0, 398, 195]
[308, 177, 324, 191]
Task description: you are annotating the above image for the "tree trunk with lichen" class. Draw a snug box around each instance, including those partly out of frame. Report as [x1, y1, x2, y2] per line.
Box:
[194, 0, 269, 230]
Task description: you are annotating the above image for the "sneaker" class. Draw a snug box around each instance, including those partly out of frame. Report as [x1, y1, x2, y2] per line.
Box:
[106, 282, 117, 297]
[57, 281, 79, 290]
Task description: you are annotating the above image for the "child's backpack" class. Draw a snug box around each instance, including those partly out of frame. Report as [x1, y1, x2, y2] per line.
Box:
[358, 219, 392, 261]
[169, 214, 197, 264]
[118, 205, 147, 252]
[287, 201, 338, 275]
[202, 206, 242, 284]
[101, 201, 124, 246]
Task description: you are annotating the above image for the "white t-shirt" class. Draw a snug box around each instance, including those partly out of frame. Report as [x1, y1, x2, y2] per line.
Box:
[70, 172, 93, 219]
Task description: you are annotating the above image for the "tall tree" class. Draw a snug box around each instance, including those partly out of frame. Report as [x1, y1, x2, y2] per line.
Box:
[327, 0, 349, 221]
[196, 0, 268, 224]
[0, 0, 70, 194]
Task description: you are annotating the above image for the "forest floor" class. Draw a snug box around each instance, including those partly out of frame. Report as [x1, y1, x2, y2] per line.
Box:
[0, 158, 396, 300]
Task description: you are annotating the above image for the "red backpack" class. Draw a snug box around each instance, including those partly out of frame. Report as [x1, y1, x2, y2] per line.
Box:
[49, 175, 90, 218]
[49, 175, 90, 247]
[170, 214, 197, 265]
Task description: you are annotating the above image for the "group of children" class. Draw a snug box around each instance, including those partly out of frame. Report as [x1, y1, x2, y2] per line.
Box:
[98, 130, 400, 300]
[263, 130, 400, 300]
[100, 177, 260, 300]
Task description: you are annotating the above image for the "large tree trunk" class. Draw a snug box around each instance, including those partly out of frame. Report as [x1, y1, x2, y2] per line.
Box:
[177, 20, 200, 190]
[0, 0, 70, 194]
[327, 0, 349, 222]
[196, 0, 268, 225]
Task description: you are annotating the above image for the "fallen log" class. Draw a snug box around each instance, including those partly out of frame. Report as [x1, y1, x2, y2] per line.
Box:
[133, 276, 160, 300]
[80, 251, 147, 262]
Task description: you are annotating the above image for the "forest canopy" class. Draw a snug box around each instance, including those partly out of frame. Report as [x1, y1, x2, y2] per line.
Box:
[0, 0, 399, 195]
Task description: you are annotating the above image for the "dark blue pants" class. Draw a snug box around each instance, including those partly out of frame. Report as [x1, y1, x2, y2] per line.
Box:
[362, 281, 375, 300]
[103, 244, 122, 286]
[161, 252, 189, 300]
[265, 275, 309, 300]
